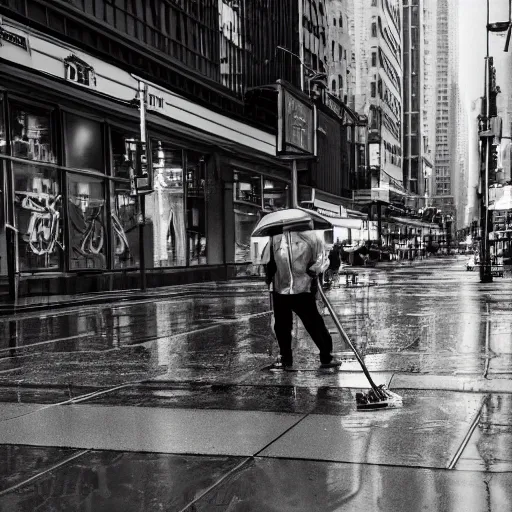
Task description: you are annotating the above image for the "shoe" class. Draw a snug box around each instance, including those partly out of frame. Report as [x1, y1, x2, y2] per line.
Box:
[270, 356, 294, 371]
[319, 358, 342, 369]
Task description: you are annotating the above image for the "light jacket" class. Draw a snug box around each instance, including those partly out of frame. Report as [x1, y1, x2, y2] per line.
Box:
[261, 230, 329, 294]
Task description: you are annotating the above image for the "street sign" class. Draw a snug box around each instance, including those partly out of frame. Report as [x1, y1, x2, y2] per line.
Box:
[491, 265, 504, 277]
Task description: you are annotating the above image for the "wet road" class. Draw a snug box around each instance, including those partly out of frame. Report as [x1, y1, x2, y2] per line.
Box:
[0, 256, 510, 386]
[0, 256, 511, 511]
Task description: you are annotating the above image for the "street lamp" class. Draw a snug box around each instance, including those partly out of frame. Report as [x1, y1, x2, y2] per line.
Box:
[480, 0, 494, 282]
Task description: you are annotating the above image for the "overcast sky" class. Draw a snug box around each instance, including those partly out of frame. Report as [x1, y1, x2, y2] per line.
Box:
[458, 0, 510, 106]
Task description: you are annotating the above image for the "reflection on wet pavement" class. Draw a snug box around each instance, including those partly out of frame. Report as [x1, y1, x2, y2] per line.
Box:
[0, 445, 83, 493]
[0, 258, 510, 390]
[0, 259, 512, 509]
[192, 457, 512, 512]
[0, 450, 244, 512]
[456, 394, 512, 472]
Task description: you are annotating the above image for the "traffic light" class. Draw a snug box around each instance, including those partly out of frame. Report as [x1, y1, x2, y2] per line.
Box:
[125, 140, 153, 196]
[133, 141, 153, 194]
[489, 145, 499, 172]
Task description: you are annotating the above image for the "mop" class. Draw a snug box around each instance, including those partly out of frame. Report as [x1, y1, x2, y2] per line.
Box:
[318, 285, 403, 411]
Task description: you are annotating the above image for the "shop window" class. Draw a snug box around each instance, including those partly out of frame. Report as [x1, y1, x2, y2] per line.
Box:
[263, 179, 289, 211]
[234, 170, 261, 206]
[186, 152, 207, 265]
[10, 103, 55, 163]
[13, 162, 62, 270]
[112, 191, 139, 269]
[68, 173, 106, 269]
[147, 139, 186, 267]
[111, 128, 139, 180]
[234, 170, 262, 263]
[65, 113, 104, 172]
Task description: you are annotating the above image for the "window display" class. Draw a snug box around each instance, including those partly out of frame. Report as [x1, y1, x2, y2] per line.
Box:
[10, 103, 55, 163]
[233, 170, 262, 263]
[263, 179, 289, 211]
[186, 152, 207, 265]
[65, 113, 104, 171]
[111, 128, 138, 180]
[68, 174, 106, 269]
[13, 162, 62, 270]
[148, 140, 186, 267]
[112, 190, 139, 269]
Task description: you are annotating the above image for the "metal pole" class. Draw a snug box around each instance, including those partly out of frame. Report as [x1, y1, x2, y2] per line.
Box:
[481, 0, 493, 282]
[298, 0, 305, 92]
[138, 81, 147, 291]
[291, 159, 298, 208]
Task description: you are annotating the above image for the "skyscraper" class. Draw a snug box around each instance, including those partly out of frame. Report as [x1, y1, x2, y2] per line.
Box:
[325, 0, 355, 103]
[352, 0, 403, 201]
[402, 0, 437, 204]
[432, 0, 460, 226]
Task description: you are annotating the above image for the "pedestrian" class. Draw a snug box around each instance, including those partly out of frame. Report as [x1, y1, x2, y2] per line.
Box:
[328, 243, 342, 272]
[261, 224, 342, 371]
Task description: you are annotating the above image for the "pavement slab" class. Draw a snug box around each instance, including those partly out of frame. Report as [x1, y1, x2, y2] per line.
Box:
[259, 390, 483, 469]
[190, 457, 512, 512]
[0, 405, 304, 457]
[456, 394, 512, 472]
[0, 445, 83, 494]
[0, 403, 50, 422]
[71, 382, 359, 415]
[0, 451, 244, 512]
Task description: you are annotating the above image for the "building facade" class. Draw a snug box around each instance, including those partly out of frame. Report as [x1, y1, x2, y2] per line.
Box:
[0, 0, 298, 297]
[402, 0, 437, 202]
[352, 0, 403, 200]
[431, 0, 460, 228]
[0, 0, 370, 297]
[325, 0, 354, 103]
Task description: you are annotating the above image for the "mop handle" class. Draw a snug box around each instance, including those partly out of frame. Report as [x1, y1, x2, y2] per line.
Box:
[318, 285, 384, 398]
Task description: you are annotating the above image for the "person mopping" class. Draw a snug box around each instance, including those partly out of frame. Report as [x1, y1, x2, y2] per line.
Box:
[261, 223, 342, 371]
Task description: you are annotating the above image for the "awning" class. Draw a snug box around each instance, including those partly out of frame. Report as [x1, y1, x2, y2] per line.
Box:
[323, 217, 363, 229]
[389, 216, 440, 230]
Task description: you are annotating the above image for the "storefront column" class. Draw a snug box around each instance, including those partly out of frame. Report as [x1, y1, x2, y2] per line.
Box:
[223, 181, 235, 264]
[206, 154, 223, 265]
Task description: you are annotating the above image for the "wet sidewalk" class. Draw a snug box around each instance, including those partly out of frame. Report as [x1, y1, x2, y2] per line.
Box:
[0, 387, 511, 511]
[0, 258, 511, 510]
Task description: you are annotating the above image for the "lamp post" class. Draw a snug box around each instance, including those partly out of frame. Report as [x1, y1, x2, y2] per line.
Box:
[480, 0, 493, 282]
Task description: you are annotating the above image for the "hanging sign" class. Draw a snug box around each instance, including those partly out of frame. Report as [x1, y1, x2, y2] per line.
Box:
[277, 82, 315, 158]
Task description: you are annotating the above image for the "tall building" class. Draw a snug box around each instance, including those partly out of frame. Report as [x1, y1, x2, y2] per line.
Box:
[454, 83, 469, 228]
[352, 0, 404, 199]
[325, 0, 354, 103]
[402, 0, 437, 203]
[432, 0, 460, 226]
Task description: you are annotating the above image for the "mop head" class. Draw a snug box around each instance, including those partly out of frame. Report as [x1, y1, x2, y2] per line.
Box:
[356, 385, 403, 411]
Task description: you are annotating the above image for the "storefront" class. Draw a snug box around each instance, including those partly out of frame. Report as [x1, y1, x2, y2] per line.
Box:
[0, 17, 288, 297]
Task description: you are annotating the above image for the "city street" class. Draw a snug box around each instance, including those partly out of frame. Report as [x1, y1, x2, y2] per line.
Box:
[0, 257, 511, 511]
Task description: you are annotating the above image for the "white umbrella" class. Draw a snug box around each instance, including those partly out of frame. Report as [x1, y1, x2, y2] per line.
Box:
[251, 208, 332, 237]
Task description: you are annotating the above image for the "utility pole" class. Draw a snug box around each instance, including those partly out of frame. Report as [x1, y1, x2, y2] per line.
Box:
[480, 0, 493, 283]
[138, 81, 147, 291]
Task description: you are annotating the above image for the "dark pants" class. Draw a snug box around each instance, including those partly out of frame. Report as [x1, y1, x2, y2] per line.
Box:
[272, 292, 333, 364]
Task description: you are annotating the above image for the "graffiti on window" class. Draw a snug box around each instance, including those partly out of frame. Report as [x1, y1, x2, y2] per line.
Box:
[68, 177, 106, 269]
